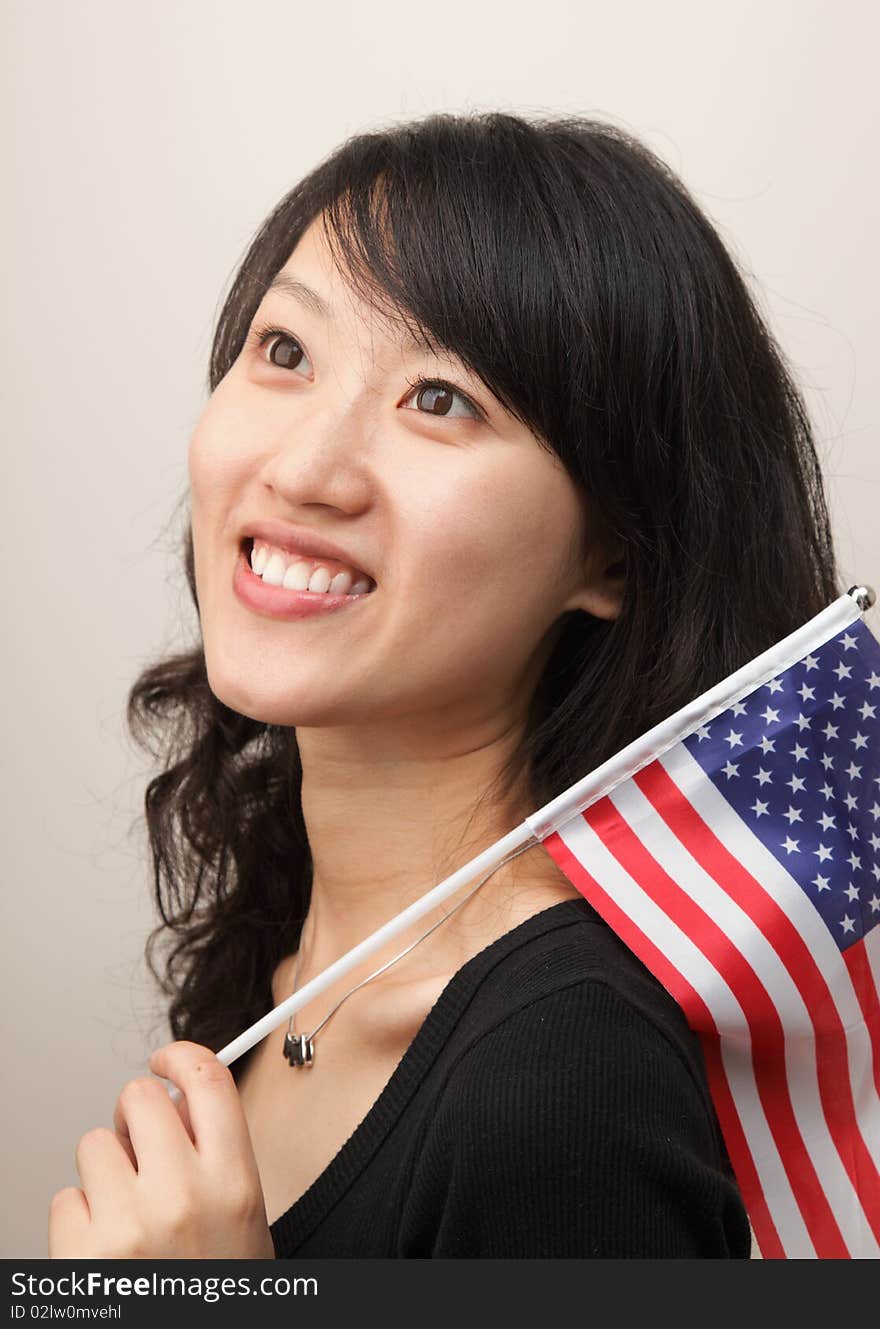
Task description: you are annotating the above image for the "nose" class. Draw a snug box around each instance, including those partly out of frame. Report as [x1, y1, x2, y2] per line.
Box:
[257, 398, 375, 513]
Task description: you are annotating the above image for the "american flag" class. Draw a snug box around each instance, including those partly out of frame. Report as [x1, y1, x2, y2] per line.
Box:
[527, 589, 880, 1258]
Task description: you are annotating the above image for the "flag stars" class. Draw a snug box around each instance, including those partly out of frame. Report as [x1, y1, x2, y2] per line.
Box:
[688, 626, 880, 930]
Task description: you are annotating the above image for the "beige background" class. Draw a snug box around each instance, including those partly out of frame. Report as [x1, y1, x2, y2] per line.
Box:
[2, 0, 877, 1260]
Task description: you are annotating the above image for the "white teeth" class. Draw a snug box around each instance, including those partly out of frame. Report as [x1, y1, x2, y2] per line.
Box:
[261, 552, 287, 586]
[248, 539, 373, 595]
[282, 560, 313, 591]
[329, 570, 354, 595]
[307, 566, 332, 593]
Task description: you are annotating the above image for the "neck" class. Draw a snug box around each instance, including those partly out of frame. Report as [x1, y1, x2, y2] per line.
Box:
[289, 717, 576, 989]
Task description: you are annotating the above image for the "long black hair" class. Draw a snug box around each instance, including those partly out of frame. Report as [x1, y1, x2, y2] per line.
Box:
[127, 111, 840, 1079]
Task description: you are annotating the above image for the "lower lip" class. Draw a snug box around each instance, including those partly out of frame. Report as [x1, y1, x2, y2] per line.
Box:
[232, 547, 375, 621]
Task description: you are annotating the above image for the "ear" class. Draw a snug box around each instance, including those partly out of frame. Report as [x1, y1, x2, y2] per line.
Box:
[559, 543, 626, 622]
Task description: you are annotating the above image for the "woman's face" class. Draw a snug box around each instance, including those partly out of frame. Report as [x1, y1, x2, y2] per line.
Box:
[188, 216, 618, 736]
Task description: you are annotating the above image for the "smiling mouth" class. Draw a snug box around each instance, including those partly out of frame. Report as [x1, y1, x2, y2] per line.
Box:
[240, 537, 377, 596]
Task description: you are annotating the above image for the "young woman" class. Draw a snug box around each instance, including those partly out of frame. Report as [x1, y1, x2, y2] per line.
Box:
[49, 110, 840, 1259]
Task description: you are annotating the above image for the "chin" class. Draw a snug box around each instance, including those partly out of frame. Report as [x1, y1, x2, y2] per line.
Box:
[202, 663, 360, 729]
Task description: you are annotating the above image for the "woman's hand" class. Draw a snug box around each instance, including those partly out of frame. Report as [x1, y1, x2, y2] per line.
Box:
[48, 1041, 274, 1259]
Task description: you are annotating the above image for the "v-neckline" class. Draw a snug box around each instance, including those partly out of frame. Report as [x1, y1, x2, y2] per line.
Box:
[268, 895, 590, 1254]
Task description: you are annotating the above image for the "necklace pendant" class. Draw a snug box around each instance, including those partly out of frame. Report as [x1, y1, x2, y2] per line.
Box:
[283, 1031, 314, 1068]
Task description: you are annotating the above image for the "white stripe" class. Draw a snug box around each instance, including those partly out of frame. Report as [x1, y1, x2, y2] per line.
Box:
[662, 742, 880, 1176]
[607, 770, 880, 1257]
[865, 925, 880, 1014]
[555, 812, 816, 1256]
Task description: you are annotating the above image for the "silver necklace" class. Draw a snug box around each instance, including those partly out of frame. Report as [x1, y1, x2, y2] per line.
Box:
[282, 845, 531, 1068]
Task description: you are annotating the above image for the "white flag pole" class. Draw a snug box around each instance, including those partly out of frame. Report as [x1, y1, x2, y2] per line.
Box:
[162, 585, 873, 1102]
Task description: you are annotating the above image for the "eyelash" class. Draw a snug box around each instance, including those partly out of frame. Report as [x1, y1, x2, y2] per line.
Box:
[247, 322, 486, 422]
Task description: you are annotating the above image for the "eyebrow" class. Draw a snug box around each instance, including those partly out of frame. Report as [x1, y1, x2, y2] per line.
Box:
[267, 274, 331, 318]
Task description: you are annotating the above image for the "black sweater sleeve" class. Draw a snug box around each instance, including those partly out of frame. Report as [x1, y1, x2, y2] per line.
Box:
[401, 979, 751, 1258]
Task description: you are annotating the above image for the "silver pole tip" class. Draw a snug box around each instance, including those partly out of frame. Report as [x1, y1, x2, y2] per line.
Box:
[847, 584, 876, 612]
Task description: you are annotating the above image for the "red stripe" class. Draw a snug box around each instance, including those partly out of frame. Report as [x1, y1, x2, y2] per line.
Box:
[634, 760, 880, 1243]
[575, 794, 851, 1256]
[843, 936, 880, 1100]
[545, 830, 788, 1260]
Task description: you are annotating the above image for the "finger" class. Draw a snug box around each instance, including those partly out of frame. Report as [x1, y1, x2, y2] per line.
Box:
[112, 1120, 137, 1170]
[74, 1127, 136, 1222]
[49, 1186, 90, 1258]
[148, 1042, 258, 1174]
[113, 1086, 195, 1167]
[112, 1075, 194, 1178]
[174, 1089, 196, 1143]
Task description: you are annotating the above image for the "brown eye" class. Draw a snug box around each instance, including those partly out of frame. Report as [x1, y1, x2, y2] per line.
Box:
[265, 332, 307, 372]
[248, 324, 313, 377]
[416, 384, 454, 416]
[401, 375, 483, 421]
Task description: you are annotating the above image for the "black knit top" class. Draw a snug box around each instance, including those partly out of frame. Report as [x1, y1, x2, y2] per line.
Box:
[268, 895, 751, 1258]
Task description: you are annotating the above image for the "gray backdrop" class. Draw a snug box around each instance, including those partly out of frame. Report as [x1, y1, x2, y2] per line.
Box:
[3, 0, 876, 1260]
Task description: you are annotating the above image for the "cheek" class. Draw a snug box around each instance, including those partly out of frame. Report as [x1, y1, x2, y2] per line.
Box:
[187, 398, 252, 600]
[394, 468, 578, 669]
[188, 408, 246, 505]
[416, 466, 577, 594]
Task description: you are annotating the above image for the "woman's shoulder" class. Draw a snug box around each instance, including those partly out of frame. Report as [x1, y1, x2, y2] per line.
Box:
[453, 894, 706, 1088]
[412, 898, 752, 1257]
